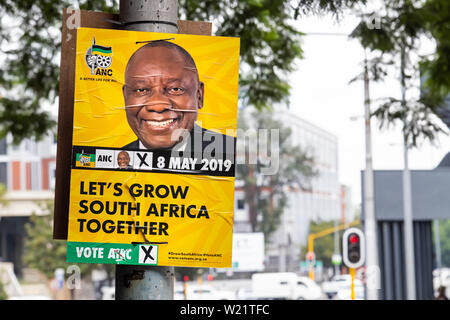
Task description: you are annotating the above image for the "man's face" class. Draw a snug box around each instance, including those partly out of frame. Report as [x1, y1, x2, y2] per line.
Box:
[117, 152, 130, 168]
[123, 46, 204, 149]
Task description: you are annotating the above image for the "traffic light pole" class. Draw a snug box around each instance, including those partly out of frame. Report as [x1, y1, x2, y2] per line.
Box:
[349, 267, 356, 300]
[115, 0, 178, 300]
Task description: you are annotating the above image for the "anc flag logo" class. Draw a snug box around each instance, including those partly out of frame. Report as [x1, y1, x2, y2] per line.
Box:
[85, 37, 112, 75]
[76, 153, 96, 167]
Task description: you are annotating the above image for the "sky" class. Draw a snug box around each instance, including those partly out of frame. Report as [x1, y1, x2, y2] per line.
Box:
[287, 14, 450, 206]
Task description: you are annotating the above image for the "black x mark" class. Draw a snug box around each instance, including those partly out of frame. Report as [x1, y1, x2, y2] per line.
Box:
[141, 246, 154, 263]
[137, 153, 149, 167]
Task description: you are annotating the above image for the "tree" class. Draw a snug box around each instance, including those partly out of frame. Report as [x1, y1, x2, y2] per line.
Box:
[236, 107, 317, 239]
[435, 220, 450, 268]
[0, 0, 117, 144]
[302, 220, 338, 267]
[23, 201, 96, 280]
[0, 280, 7, 300]
[180, 0, 365, 111]
[23, 202, 67, 279]
[0, 0, 367, 144]
[350, 0, 450, 147]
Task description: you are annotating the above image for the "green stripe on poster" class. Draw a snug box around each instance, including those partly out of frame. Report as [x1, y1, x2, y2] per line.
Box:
[75, 153, 95, 162]
[92, 48, 112, 54]
[67, 242, 158, 265]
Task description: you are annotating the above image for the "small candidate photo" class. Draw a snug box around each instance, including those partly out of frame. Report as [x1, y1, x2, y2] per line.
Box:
[121, 40, 235, 156]
[116, 150, 133, 170]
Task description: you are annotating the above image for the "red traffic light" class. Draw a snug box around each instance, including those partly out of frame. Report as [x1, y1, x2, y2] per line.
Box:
[342, 228, 365, 269]
[349, 234, 359, 244]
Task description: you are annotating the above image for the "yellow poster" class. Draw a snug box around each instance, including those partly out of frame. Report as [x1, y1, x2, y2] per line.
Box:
[66, 27, 240, 268]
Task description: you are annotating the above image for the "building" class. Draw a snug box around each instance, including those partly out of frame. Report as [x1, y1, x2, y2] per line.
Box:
[0, 134, 56, 276]
[233, 108, 346, 272]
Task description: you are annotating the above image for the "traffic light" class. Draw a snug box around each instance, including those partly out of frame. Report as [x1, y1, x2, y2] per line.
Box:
[342, 228, 365, 269]
[306, 251, 315, 264]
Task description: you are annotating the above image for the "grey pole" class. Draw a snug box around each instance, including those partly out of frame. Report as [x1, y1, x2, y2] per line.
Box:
[363, 53, 380, 300]
[402, 128, 416, 299]
[434, 220, 442, 270]
[400, 45, 416, 300]
[115, 0, 178, 300]
[119, 0, 178, 33]
[433, 220, 442, 287]
[333, 219, 339, 276]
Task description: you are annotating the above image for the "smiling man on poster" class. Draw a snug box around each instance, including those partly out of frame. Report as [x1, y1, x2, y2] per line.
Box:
[122, 40, 235, 157]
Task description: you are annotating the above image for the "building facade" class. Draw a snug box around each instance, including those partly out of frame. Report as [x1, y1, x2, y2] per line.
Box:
[233, 109, 346, 272]
[0, 134, 56, 276]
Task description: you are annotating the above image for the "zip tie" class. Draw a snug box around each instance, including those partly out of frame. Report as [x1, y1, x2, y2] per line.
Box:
[103, 18, 123, 26]
[136, 37, 175, 44]
[132, 242, 169, 245]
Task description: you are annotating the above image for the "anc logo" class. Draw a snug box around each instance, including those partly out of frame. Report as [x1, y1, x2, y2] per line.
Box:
[76, 153, 96, 167]
[85, 37, 113, 76]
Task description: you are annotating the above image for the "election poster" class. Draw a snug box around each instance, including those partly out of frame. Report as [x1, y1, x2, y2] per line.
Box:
[66, 27, 240, 268]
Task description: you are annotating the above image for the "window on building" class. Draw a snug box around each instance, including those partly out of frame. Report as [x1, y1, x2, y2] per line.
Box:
[49, 162, 56, 190]
[0, 139, 6, 155]
[0, 163, 6, 187]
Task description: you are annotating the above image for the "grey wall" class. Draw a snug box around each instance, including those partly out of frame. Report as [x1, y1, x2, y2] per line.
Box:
[377, 221, 434, 300]
[362, 169, 450, 221]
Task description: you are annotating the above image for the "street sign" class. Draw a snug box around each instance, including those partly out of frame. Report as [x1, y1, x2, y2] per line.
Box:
[231, 232, 264, 272]
[216, 232, 265, 272]
[342, 228, 365, 269]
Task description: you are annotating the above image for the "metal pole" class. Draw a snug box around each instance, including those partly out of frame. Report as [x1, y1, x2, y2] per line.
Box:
[434, 220, 442, 277]
[400, 45, 416, 300]
[402, 133, 416, 299]
[333, 219, 339, 276]
[350, 267, 356, 300]
[307, 235, 314, 280]
[363, 52, 380, 300]
[115, 0, 178, 300]
[119, 0, 178, 33]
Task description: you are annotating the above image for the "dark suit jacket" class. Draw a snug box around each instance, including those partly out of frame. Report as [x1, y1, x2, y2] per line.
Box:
[122, 124, 235, 159]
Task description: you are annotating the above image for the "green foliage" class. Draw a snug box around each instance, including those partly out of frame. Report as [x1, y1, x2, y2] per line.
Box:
[179, 0, 365, 111]
[349, 0, 450, 147]
[236, 108, 317, 239]
[0, 0, 117, 144]
[180, 0, 302, 111]
[435, 220, 450, 268]
[0, 280, 7, 300]
[23, 201, 93, 279]
[303, 220, 339, 267]
[420, 0, 450, 100]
